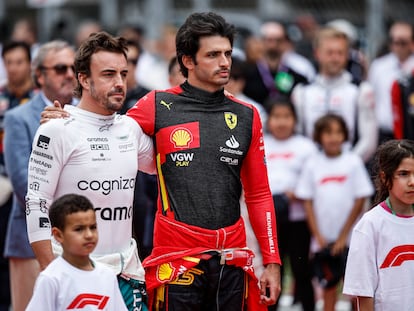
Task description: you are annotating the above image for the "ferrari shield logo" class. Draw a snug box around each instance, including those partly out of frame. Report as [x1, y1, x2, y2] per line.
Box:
[224, 112, 237, 129]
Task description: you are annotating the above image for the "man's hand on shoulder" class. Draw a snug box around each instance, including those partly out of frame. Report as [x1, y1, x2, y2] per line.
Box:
[40, 100, 70, 124]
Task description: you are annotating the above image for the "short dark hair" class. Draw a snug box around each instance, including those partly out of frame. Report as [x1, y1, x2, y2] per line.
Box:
[126, 39, 143, 59]
[1, 40, 31, 62]
[175, 12, 236, 78]
[264, 97, 297, 121]
[229, 57, 247, 81]
[313, 113, 349, 145]
[168, 56, 179, 75]
[49, 194, 94, 230]
[74, 31, 128, 97]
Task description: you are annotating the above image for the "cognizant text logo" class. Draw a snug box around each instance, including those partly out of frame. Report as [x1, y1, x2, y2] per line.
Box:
[77, 177, 135, 195]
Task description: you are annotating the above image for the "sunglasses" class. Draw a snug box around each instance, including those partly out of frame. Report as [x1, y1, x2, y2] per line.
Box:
[391, 39, 411, 46]
[40, 64, 75, 75]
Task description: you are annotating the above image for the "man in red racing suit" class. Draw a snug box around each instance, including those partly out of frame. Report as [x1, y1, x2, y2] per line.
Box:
[127, 12, 281, 311]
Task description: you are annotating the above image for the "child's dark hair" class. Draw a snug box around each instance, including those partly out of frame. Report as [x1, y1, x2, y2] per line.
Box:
[49, 194, 94, 230]
[264, 96, 297, 120]
[373, 139, 414, 205]
[313, 113, 349, 145]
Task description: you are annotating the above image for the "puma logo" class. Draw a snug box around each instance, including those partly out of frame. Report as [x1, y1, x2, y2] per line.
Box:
[160, 100, 173, 110]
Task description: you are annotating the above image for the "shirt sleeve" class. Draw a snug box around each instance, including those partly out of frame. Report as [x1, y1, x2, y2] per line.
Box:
[127, 90, 156, 136]
[125, 116, 155, 175]
[241, 107, 281, 265]
[26, 121, 67, 243]
[343, 221, 377, 297]
[26, 274, 58, 311]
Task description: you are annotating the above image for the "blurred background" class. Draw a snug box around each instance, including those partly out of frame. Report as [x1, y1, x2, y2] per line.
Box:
[0, 0, 412, 62]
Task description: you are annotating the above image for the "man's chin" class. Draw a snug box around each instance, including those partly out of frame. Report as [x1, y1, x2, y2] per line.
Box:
[109, 101, 124, 112]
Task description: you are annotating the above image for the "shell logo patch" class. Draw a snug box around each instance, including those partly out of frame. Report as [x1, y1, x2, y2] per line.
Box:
[156, 262, 175, 282]
[170, 128, 193, 148]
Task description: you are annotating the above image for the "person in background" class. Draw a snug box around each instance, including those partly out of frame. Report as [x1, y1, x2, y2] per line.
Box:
[225, 56, 267, 127]
[391, 67, 414, 140]
[121, 39, 155, 261]
[295, 114, 374, 311]
[243, 20, 311, 106]
[25, 32, 155, 311]
[3, 40, 76, 311]
[343, 139, 414, 311]
[294, 13, 320, 67]
[326, 18, 368, 83]
[0, 40, 36, 311]
[292, 27, 377, 164]
[73, 19, 102, 49]
[10, 18, 40, 58]
[0, 22, 8, 86]
[26, 194, 128, 311]
[127, 11, 281, 310]
[167, 56, 186, 87]
[263, 99, 317, 311]
[243, 35, 265, 64]
[368, 21, 414, 143]
[136, 24, 178, 90]
[120, 40, 150, 114]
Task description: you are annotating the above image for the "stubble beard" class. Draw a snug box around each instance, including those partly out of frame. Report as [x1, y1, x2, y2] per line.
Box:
[90, 81, 124, 113]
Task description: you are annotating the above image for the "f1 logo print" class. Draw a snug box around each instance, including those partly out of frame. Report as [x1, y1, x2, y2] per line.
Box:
[380, 245, 414, 269]
[67, 293, 109, 309]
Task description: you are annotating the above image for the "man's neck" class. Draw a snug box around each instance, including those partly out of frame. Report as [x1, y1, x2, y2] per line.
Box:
[7, 79, 33, 98]
[263, 54, 282, 72]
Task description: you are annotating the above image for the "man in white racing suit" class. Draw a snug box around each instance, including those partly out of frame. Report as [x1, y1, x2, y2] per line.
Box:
[25, 32, 155, 311]
[292, 26, 377, 163]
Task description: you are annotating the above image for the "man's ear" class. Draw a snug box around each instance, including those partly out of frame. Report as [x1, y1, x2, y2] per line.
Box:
[182, 55, 194, 71]
[52, 227, 64, 244]
[78, 73, 90, 91]
[35, 69, 44, 88]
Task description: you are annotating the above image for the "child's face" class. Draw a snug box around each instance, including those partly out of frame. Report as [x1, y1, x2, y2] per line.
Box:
[55, 210, 98, 259]
[320, 121, 345, 157]
[267, 105, 295, 140]
[389, 157, 414, 208]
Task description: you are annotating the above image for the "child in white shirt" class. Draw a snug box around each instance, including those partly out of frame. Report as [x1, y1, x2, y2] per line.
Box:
[264, 99, 318, 311]
[26, 194, 127, 311]
[295, 114, 374, 311]
[343, 139, 414, 311]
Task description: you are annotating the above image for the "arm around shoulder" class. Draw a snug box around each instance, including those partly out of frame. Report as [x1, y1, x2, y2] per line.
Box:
[26, 271, 57, 311]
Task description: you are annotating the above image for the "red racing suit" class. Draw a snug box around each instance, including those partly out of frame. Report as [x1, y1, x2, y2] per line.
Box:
[391, 71, 414, 140]
[127, 82, 281, 310]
